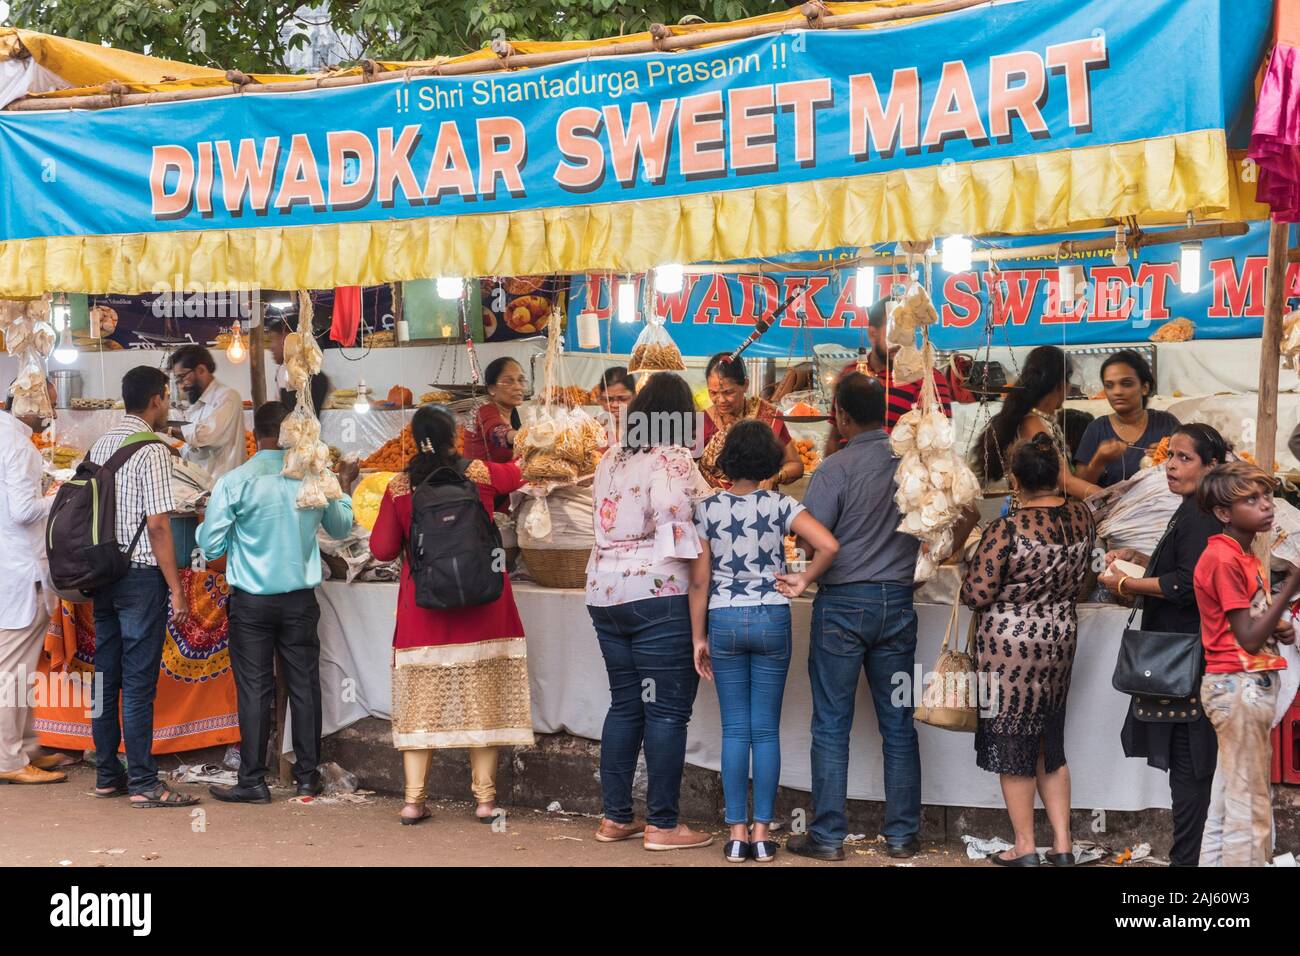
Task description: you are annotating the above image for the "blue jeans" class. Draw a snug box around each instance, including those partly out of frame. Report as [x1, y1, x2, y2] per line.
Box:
[808, 582, 921, 849]
[91, 567, 169, 795]
[709, 604, 792, 825]
[589, 596, 699, 829]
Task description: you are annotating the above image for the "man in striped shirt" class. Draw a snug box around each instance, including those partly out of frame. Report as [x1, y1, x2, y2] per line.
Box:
[85, 366, 197, 808]
[823, 298, 953, 457]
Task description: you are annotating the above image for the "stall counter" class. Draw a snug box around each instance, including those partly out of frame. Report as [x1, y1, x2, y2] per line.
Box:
[312, 579, 1171, 812]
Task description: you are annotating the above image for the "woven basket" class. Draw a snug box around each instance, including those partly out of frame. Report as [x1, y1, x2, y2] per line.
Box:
[521, 547, 590, 589]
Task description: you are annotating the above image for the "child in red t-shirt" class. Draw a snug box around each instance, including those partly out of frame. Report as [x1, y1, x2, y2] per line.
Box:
[1192, 461, 1299, 866]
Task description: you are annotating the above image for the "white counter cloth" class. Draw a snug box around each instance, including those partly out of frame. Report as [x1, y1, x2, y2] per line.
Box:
[314, 581, 1174, 811]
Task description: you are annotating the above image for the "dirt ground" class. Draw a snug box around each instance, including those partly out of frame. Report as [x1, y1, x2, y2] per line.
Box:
[0, 765, 981, 868]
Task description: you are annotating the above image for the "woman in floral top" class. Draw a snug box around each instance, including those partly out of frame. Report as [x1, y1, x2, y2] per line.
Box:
[586, 372, 714, 852]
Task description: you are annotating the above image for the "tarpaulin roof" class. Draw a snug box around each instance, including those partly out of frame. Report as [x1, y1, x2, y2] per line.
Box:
[0, 0, 1276, 297]
[0, 2, 960, 105]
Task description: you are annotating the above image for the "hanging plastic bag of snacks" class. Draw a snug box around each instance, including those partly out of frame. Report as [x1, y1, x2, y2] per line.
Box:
[627, 319, 685, 372]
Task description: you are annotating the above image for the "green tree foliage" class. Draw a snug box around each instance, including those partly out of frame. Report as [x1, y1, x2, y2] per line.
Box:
[7, 1, 795, 73]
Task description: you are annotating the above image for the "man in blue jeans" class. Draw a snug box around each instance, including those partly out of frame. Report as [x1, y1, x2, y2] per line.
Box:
[86, 367, 198, 808]
[786, 372, 922, 861]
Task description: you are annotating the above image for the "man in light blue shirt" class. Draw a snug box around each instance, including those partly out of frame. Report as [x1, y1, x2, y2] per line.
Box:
[197, 401, 356, 804]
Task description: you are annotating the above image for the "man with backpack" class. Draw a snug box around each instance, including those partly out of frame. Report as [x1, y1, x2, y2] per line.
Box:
[82, 366, 197, 807]
[196, 402, 356, 803]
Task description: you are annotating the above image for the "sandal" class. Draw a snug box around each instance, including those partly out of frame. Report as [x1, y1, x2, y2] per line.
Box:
[130, 785, 199, 808]
[92, 782, 129, 798]
[400, 803, 432, 827]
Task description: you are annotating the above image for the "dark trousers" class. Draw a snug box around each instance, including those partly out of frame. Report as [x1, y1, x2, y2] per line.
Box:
[228, 587, 323, 789]
[91, 567, 168, 794]
[588, 596, 699, 829]
[1168, 721, 1215, 867]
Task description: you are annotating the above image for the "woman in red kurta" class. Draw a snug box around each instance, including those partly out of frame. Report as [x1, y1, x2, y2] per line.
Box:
[460, 357, 527, 465]
[370, 405, 533, 826]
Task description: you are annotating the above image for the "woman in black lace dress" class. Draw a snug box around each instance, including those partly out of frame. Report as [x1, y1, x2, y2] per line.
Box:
[960, 434, 1096, 867]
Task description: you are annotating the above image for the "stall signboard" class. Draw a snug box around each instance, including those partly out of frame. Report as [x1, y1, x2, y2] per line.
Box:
[478, 276, 565, 343]
[0, 0, 1267, 247]
[84, 286, 396, 350]
[565, 221, 1300, 355]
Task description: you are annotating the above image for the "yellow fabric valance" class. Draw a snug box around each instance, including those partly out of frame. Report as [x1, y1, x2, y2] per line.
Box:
[0, 128, 1244, 297]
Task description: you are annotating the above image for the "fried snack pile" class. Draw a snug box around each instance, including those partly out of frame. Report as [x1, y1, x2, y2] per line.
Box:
[544, 385, 595, 407]
[362, 424, 417, 471]
[515, 407, 607, 484]
[1149, 318, 1194, 342]
[1149, 435, 1171, 466]
[628, 341, 685, 372]
[793, 438, 820, 474]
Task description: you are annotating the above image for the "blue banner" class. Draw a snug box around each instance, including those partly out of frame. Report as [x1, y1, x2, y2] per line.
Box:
[0, 0, 1268, 244]
[566, 222, 1300, 354]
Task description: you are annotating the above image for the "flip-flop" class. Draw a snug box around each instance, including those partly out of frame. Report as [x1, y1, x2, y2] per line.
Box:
[130, 786, 199, 808]
[92, 783, 129, 798]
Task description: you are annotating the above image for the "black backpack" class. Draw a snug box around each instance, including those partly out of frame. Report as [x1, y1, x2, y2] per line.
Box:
[46, 431, 166, 597]
[409, 460, 505, 610]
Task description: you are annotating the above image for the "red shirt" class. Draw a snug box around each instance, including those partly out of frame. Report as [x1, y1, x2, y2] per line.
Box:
[461, 402, 516, 464]
[369, 461, 525, 649]
[1193, 534, 1288, 674]
[836, 360, 953, 433]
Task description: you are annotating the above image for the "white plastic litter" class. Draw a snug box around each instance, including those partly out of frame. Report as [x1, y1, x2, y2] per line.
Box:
[172, 763, 237, 786]
[962, 835, 1014, 860]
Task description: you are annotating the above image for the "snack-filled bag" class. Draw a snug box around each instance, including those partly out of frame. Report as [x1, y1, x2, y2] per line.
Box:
[627, 320, 685, 372]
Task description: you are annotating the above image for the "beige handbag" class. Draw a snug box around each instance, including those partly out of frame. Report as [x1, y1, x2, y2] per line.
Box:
[913, 602, 979, 733]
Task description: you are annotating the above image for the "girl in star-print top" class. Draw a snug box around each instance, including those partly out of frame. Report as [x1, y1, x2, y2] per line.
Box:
[689, 420, 839, 864]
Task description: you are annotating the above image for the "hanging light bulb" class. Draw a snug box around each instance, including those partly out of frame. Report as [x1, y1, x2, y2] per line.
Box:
[52, 293, 76, 365]
[1180, 240, 1202, 294]
[396, 317, 411, 342]
[855, 265, 876, 306]
[225, 320, 247, 364]
[353, 379, 371, 415]
[617, 278, 636, 324]
[436, 276, 463, 300]
[1112, 226, 1129, 267]
[941, 235, 973, 273]
[654, 264, 684, 295]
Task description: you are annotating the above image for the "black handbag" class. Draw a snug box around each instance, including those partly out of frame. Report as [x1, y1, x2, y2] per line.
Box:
[1110, 516, 1205, 700]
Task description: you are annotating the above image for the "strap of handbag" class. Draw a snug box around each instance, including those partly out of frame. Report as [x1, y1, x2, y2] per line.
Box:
[938, 601, 959, 654]
[1123, 510, 1179, 630]
[938, 602, 979, 656]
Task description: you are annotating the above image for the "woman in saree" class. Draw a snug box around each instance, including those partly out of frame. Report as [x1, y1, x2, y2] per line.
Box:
[698, 353, 803, 491]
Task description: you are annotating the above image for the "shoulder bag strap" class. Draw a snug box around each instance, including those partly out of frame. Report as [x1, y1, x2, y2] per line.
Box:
[98, 433, 167, 553]
[1124, 510, 1179, 629]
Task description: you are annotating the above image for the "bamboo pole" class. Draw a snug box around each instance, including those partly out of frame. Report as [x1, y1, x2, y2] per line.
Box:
[1255, 219, 1289, 571]
[3, 0, 995, 113]
[248, 298, 267, 408]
